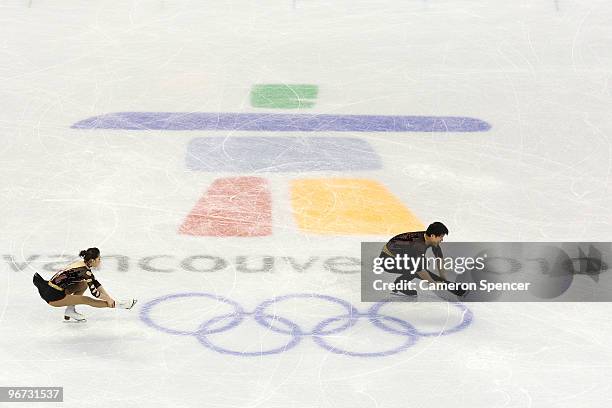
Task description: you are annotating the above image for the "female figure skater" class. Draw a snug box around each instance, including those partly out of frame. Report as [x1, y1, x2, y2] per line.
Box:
[33, 248, 137, 322]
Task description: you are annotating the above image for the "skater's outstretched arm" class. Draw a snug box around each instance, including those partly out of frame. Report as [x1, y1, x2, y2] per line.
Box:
[84, 271, 117, 306]
[431, 244, 448, 280]
[96, 285, 115, 305]
[437, 267, 448, 281]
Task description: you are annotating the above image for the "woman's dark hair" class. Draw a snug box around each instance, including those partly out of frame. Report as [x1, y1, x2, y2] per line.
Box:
[79, 247, 100, 265]
[426, 222, 449, 237]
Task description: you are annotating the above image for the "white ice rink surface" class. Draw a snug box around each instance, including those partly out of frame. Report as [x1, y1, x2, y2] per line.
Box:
[2, 1, 612, 407]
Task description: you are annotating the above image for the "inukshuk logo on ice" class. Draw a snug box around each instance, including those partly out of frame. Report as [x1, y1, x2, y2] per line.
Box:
[72, 84, 490, 237]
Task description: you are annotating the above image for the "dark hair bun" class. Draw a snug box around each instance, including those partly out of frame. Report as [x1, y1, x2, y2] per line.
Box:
[78, 248, 100, 263]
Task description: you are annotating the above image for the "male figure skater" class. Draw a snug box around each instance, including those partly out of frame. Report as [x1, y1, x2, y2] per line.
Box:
[380, 222, 467, 297]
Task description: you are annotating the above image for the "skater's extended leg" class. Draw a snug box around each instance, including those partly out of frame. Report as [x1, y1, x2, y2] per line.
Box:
[49, 295, 113, 308]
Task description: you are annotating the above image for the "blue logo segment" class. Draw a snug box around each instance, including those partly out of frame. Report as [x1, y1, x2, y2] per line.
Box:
[186, 137, 382, 172]
[72, 112, 491, 132]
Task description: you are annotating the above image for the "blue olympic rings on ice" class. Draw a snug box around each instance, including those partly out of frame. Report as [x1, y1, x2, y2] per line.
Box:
[139, 292, 473, 357]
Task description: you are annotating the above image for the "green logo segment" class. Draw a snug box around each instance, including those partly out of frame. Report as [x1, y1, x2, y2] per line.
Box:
[250, 84, 318, 109]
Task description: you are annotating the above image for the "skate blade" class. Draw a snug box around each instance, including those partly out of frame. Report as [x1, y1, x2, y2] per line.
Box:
[389, 292, 418, 302]
[390, 291, 418, 298]
[63, 316, 87, 323]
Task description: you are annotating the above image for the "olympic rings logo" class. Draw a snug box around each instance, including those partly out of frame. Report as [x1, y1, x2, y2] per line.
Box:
[139, 292, 473, 357]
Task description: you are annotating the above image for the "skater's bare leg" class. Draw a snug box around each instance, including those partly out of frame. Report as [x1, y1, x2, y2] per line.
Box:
[64, 281, 87, 296]
[49, 295, 113, 308]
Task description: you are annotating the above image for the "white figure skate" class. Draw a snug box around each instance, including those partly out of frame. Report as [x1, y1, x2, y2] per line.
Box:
[115, 299, 138, 309]
[64, 306, 87, 323]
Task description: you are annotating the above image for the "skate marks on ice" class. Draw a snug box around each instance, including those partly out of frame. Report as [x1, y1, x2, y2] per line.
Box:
[139, 292, 473, 357]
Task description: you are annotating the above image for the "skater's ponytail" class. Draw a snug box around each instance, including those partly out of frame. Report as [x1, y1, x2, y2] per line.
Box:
[79, 247, 100, 265]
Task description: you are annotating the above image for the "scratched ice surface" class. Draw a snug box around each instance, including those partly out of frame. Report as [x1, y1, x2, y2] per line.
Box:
[1, 1, 612, 407]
